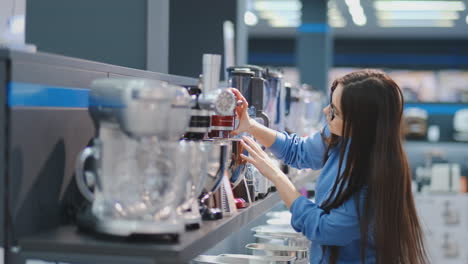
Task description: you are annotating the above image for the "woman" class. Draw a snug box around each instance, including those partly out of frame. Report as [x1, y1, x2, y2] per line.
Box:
[231, 69, 428, 264]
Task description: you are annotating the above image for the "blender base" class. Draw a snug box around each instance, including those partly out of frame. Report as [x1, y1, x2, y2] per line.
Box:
[76, 206, 184, 241]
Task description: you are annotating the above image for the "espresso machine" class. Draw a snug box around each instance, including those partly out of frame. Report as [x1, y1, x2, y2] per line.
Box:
[74, 78, 192, 239]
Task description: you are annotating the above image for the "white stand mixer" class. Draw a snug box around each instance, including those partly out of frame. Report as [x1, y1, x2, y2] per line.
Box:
[75, 78, 192, 240]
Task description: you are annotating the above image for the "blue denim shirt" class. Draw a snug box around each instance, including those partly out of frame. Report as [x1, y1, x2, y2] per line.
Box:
[269, 126, 376, 264]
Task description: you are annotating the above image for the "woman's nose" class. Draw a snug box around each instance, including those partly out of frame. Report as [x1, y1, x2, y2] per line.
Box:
[323, 105, 329, 115]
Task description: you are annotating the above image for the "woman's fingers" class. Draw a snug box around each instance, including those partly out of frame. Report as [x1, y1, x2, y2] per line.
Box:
[242, 136, 264, 154]
[230, 88, 247, 103]
[230, 88, 249, 117]
[240, 139, 260, 159]
[240, 154, 255, 164]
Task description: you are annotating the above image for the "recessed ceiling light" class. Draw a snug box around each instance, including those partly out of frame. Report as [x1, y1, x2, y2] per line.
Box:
[345, 0, 367, 26]
[269, 19, 300, 28]
[329, 19, 347, 28]
[254, 1, 302, 11]
[378, 19, 455, 27]
[374, 1, 465, 11]
[377, 11, 459, 20]
[244, 11, 258, 26]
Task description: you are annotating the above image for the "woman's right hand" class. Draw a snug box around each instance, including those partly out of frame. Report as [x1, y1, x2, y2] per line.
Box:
[230, 88, 255, 135]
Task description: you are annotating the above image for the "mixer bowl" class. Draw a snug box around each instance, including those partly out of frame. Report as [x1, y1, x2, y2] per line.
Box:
[178, 140, 212, 207]
[251, 225, 309, 248]
[246, 243, 308, 264]
[193, 254, 296, 264]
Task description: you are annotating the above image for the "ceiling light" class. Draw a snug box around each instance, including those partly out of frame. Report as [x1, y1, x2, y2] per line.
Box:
[344, 0, 367, 26]
[269, 19, 300, 28]
[345, 0, 360, 8]
[378, 19, 455, 27]
[377, 11, 459, 20]
[244, 11, 258, 26]
[353, 14, 367, 26]
[329, 19, 347, 28]
[259, 10, 301, 20]
[374, 1, 465, 11]
[254, 1, 302, 11]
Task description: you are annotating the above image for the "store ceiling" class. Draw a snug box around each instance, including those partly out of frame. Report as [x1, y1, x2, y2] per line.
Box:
[247, 0, 468, 39]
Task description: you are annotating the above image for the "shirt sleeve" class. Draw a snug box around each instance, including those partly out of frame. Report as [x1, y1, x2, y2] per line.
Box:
[268, 125, 330, 170]
[289, 195, 361, 246]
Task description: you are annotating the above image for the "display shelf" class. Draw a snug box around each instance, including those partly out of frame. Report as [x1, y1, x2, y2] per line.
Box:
[18, 192, 281, 264]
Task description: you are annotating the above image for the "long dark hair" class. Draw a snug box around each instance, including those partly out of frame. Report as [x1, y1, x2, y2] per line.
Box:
[321, 70, 428, 263]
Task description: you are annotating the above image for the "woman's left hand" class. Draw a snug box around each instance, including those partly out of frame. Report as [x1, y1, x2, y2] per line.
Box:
[241, 136, 301, 209]
[240, 136, 284, 183]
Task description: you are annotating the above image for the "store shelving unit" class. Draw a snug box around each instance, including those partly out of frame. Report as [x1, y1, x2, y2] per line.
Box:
[17, 192, 281, 264]
[1, 49, 320, 264]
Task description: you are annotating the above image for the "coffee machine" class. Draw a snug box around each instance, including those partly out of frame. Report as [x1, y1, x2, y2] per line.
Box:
[74, 78, 192, 239]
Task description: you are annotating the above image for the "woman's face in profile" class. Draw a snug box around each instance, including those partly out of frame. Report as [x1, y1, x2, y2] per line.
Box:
[323, 84, 344, 136]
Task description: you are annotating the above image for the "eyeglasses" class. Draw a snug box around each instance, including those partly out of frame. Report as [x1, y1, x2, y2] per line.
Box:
[328, 85, 340, 121]
[329, 104, 336, 121]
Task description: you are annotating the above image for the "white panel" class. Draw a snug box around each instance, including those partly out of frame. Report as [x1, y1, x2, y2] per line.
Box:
[146, 0, 169, 73]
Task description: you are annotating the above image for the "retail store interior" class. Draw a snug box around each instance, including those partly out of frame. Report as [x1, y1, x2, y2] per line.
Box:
[1, 0, 468, 263]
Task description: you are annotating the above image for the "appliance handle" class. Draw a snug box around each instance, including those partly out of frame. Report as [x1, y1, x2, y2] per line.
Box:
[75, 146, 98, 202]
[256, 111, 270, 128]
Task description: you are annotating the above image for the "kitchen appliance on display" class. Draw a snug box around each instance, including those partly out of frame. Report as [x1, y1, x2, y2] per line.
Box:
[252, 225, 309, 248]
[227, 65, 277, 201]
[285, 84, 326, 138]
[201, 54, 237, 139]
[181, 85, 240, 222]
[177, 140, 212, 229]
[263, 68, 285, 132]
[403, 107, 428, 139]
[453, 109, 468, 141]
[188, 54, 243, 219]
[246, 243, 309, 264]
[227, 65, 270, 128]
[74, 78, 192, 239]
[193, 254, 297, 264]
[198, 140, 229, 220]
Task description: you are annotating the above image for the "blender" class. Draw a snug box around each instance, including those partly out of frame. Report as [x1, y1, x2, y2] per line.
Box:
[227, 65, 272, 201]
[74, 78, 192, 240]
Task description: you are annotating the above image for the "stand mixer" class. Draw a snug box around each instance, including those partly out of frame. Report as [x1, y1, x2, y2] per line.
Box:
[74, 78, 192, 240]
[182, 54, 250, 221]
[176, 140, 212, 229]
